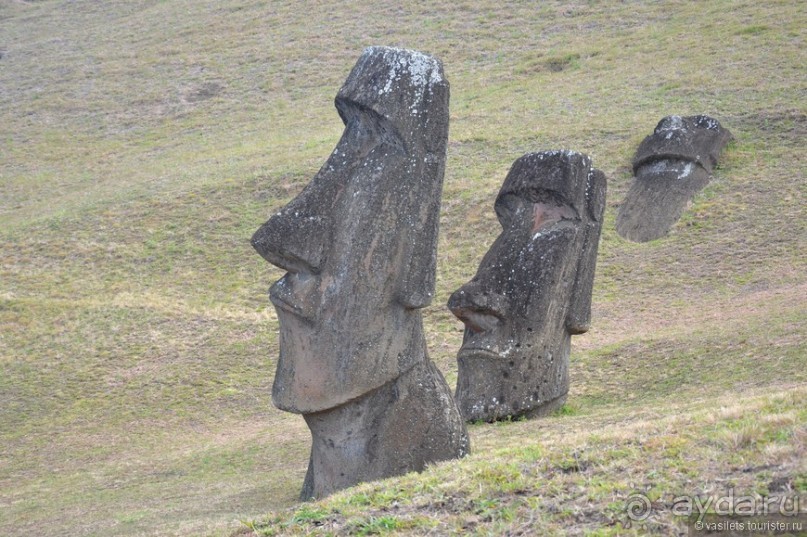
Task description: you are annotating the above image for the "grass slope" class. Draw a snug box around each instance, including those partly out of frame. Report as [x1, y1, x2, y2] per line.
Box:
[245, 388, 807, 536]
[0, 1, 804, 536]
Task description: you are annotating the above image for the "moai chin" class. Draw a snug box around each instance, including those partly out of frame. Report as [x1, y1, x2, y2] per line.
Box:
[616, 115, 732, 242]
[448, 151, 606, 422]
[251, 47, 469, 499]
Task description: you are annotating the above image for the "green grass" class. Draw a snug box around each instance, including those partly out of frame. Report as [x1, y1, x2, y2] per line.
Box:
[1, 0, 804, 536]
[247, 389, 806, 536]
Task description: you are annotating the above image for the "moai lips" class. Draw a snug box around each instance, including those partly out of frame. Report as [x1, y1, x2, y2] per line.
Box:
[616, 115, 732, 242]
[448, 151, 606, 422]
[252, 46, 468, 499]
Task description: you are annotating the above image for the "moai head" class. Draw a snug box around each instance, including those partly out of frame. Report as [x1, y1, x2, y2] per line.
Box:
[251, 47, 449, 414]
[616, 115, 732, 242]
[448, 151, 606, 422]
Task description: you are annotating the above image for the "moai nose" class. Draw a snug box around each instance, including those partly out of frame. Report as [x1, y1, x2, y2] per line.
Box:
[448, 282, 508, 334]
[251, 192, 330, 275]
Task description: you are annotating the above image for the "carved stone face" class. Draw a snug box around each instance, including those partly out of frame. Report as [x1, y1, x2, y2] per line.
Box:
[252, 47, 449, 414]
[616, 115, 732, 242]
[448, 151, 605, 421]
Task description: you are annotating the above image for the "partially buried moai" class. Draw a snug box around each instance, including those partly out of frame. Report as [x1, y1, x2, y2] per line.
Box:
[448, 151, 606, 422]
[251, 47, 469, 499]
[616, 115, 732, 242]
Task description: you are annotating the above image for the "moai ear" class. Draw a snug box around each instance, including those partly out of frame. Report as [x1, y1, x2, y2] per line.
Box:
[397, 155, 444, 309]
[566, 168, 607, 334]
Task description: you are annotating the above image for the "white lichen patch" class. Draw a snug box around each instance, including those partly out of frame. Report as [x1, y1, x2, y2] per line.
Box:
[655, 115, 684, 133]
[532, 149, 586, 161]
[677, 161, 694, 179]
[366, 46, 443, 112]
[694, 115, 720, 130]
[646, 159, 675, 174]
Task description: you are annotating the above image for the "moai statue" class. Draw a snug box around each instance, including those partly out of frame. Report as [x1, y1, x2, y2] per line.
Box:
[252, 47, 469, 499]
[448, 151, 606, 422]
[616, 115, 732, 242]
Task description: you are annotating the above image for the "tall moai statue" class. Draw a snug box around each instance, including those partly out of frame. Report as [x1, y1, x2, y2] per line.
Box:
[252, 47, 469, 499]
[616, 115, 732, 242]
[448, 151, 606, 422]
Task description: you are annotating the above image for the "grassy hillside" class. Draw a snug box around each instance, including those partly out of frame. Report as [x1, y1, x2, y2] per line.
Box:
[0, 1, 804, 536]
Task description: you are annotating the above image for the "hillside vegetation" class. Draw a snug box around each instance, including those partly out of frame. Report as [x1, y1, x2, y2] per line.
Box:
[0, 1, 804, 536]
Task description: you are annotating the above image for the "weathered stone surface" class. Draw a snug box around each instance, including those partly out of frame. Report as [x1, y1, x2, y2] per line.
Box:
[300, 360, 469, 499]
[252, 46, 468, 499]
[616, 115, 732, 242]
[448, 151, 606, 422]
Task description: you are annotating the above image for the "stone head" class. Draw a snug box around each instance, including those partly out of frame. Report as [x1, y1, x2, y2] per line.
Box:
[251, 47, 449, 414]
[616, 114, 732, 242]
[448, 151, 605, 420]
